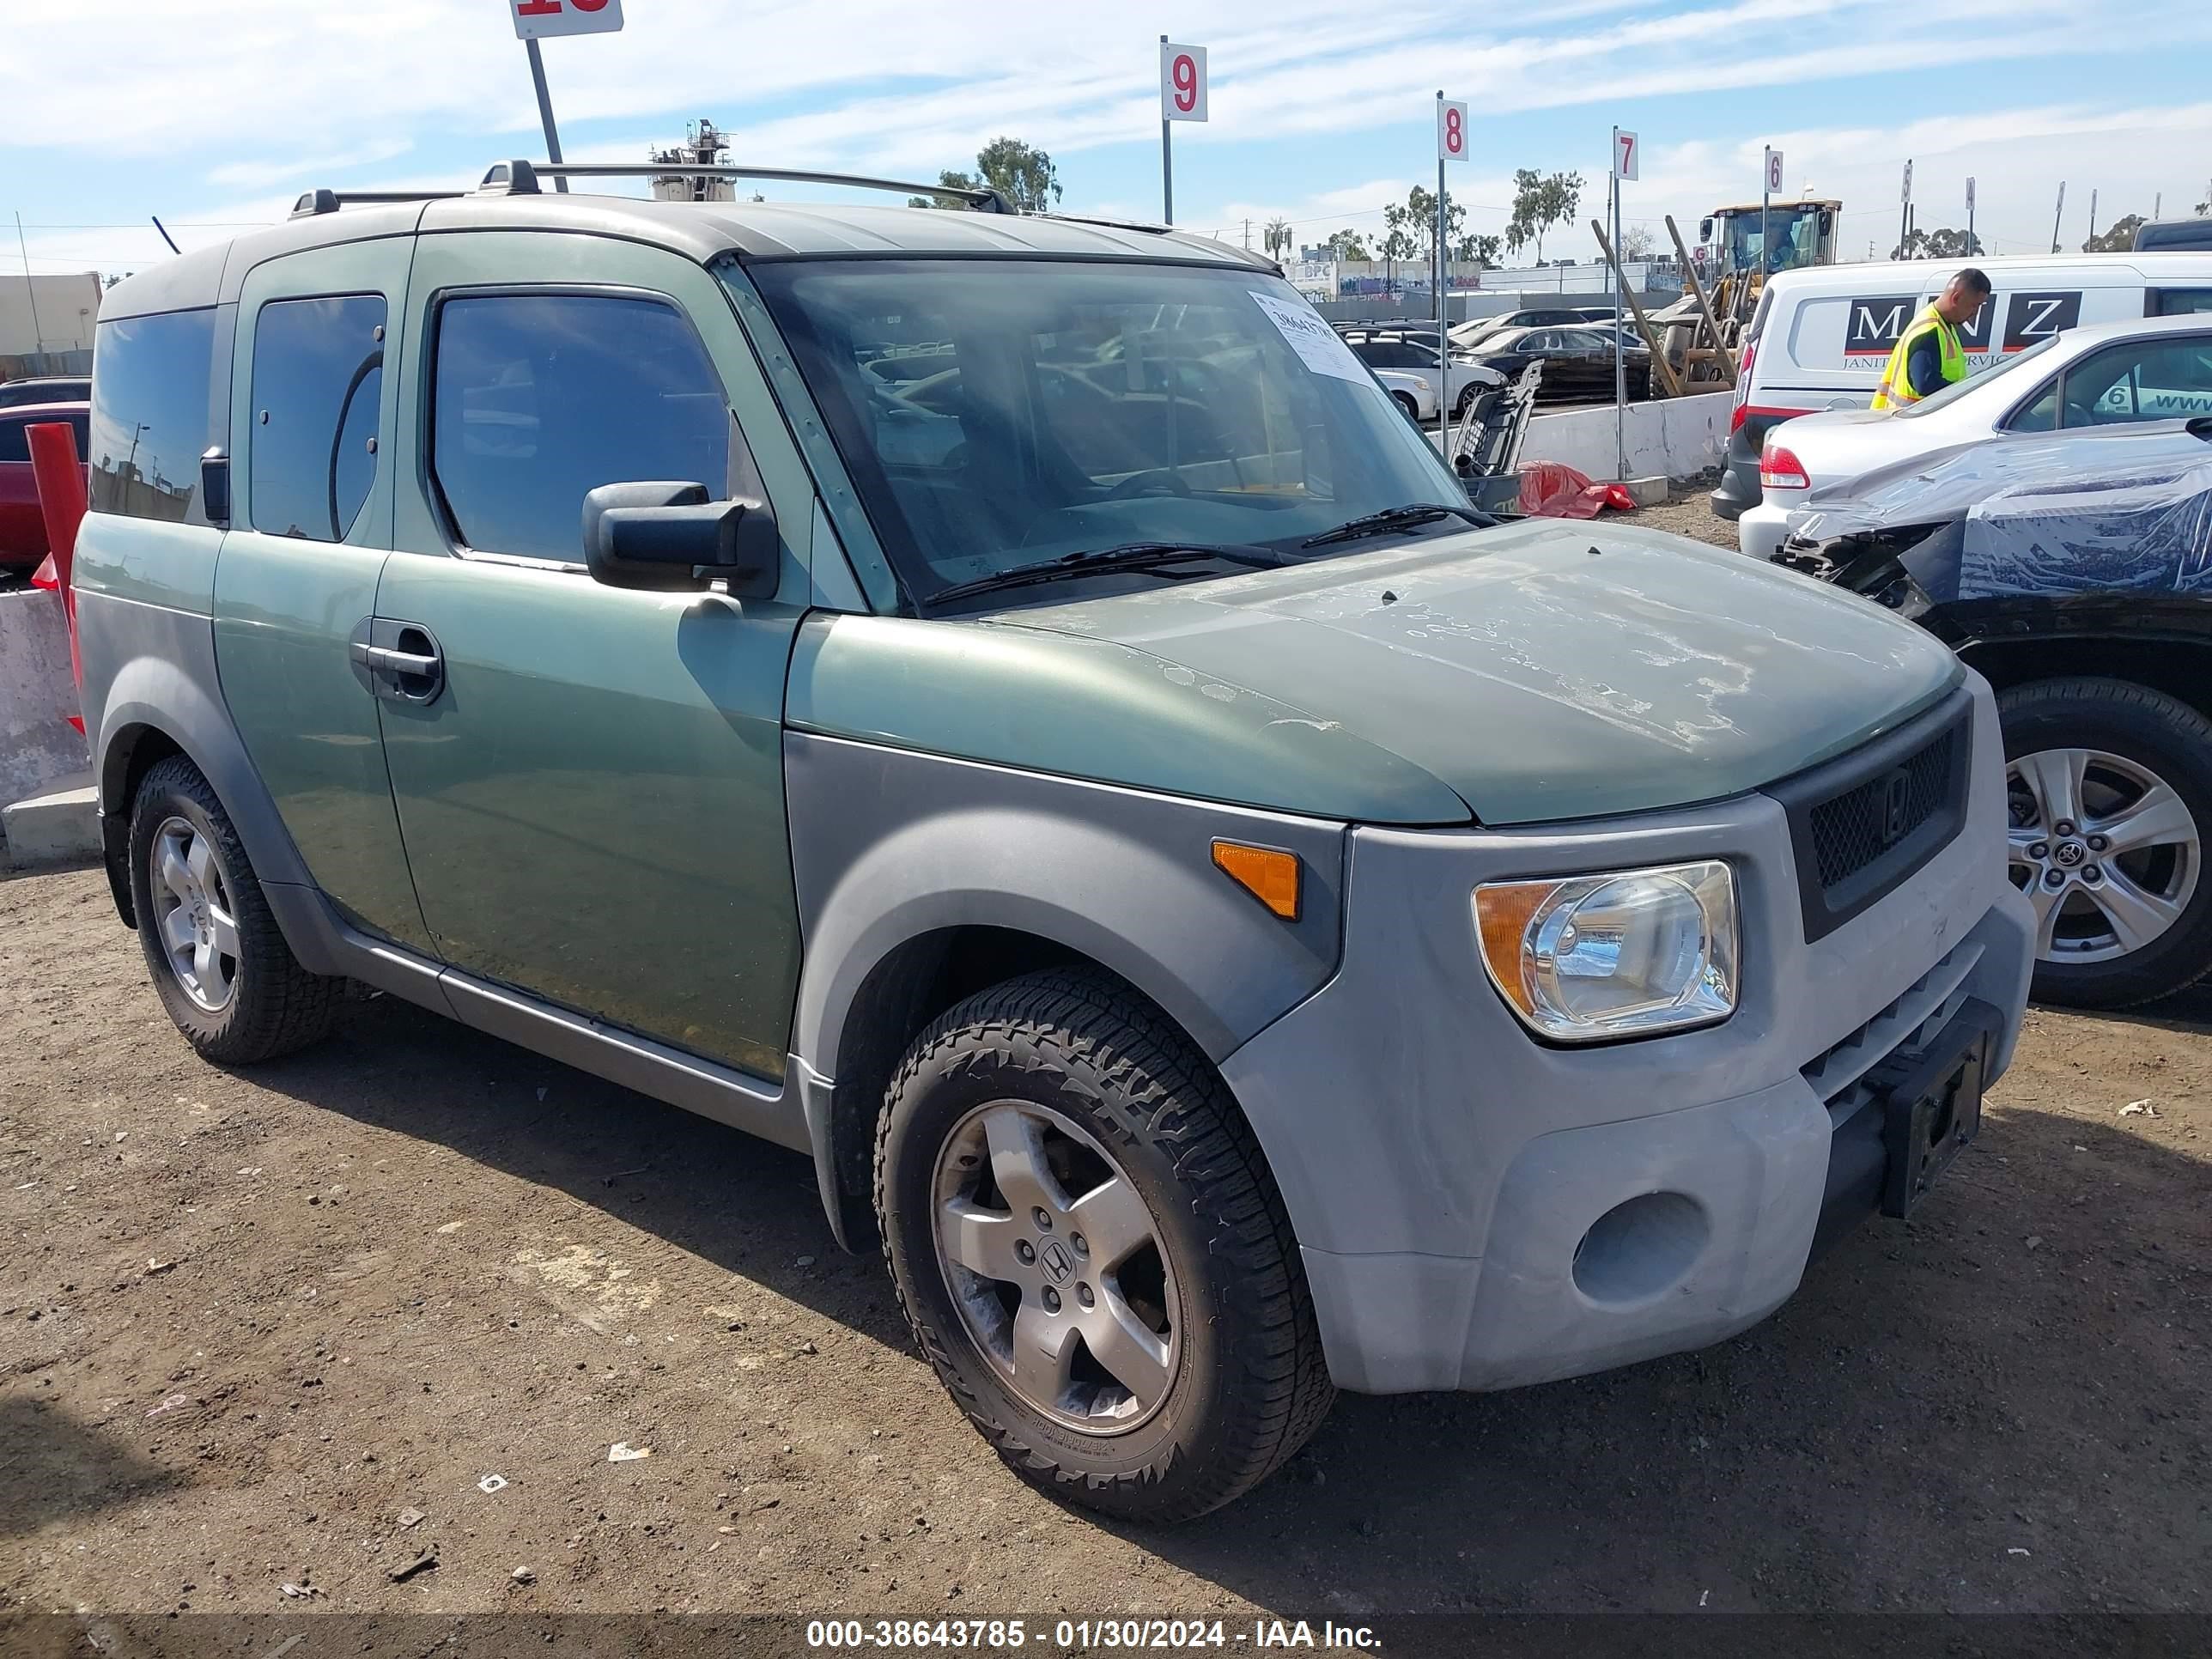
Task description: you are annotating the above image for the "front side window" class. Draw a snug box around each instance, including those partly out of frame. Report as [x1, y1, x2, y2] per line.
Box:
[250, 294, 386, 541]
[88, 307, 216, 521]
[431, 292, 731, 562]
[747, 259, 1462, 605]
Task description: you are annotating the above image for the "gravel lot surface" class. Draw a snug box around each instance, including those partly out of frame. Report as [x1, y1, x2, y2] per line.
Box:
[2, 749, 2206, 1620]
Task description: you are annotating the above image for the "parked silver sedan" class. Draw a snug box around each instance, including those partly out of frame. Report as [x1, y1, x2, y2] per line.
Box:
[1741, 313, 2212, 558]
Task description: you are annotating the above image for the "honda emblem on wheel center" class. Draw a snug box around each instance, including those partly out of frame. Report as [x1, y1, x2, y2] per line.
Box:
[1039, 1239, 1075, 1285]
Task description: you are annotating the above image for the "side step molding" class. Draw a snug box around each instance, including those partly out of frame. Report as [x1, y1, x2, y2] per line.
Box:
[264, 882, 810, 1154]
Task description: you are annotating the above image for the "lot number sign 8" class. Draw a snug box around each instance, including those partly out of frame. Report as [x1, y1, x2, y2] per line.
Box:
[511, 0, 623, 40]
[1437, 100, 1469, 163]
[1161, 44, 1208, 122]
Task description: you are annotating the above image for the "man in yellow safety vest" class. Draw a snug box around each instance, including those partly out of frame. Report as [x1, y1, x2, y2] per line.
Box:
[1870, 268, 1990, 412]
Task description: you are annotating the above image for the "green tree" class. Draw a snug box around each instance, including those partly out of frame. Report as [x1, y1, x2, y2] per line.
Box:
[908, 137, 1061, 212]
[1505, 168, 1583, 263]
[2082, 213, 2146, 253]
[1394, 183, 1471, 264]
[1453, 233, 1500, 266]
[1890, 225, 1985, 259]
[1381, 204, 1414, 283]
[1326, 228, 1370, 260]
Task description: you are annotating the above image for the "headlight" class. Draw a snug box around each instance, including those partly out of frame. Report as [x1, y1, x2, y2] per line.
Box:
[1474, 860, 1737, 1042]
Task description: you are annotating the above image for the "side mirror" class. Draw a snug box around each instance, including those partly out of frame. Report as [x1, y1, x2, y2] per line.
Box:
[200, 447, 230, 528]
[580, 480, 779, 597]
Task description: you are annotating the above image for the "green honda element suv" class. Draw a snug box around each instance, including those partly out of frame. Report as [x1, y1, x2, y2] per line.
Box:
[74, 161, 2033, 1522]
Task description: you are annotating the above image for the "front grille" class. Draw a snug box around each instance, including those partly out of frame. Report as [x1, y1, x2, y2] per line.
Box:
[1808, 727, 1956, 890]
[1766, 688, 1973, 942]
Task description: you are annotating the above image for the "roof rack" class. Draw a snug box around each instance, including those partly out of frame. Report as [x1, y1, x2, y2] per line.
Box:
[472, 159, 1017, 215]
[290, 186, 465, 219]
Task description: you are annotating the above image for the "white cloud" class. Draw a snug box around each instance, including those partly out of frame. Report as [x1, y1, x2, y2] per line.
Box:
[6, 0, 2208, 279]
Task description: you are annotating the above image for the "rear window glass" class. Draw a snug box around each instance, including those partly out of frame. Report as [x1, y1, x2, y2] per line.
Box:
[430, 292, 730, 562]
[0, 411, 89, 463]
[89, 307, 216, 521]
[2149, 289, 2212, 318]
[249, 294, 386, 542]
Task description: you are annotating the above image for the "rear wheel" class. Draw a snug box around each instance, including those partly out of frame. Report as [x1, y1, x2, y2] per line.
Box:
[1999, 678, 2212, 1008]
[127, 756, 337, 1062]
[875, 969, 1333, 1522]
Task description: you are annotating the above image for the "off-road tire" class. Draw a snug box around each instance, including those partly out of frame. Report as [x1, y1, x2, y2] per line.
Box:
[874, 969, 1334, 1522]
[127, 756, 338, 1062]
[1999, 676, 2212, 1008]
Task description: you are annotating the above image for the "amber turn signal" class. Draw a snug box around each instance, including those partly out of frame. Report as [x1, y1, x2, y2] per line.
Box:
[1211, 840, 1301, 921]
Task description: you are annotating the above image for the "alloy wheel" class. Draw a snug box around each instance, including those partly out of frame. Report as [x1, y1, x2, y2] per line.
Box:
[2008, 747, 2201, 966]
[148, 816, 241, 1014]
[931, 1100, 1181, 1436]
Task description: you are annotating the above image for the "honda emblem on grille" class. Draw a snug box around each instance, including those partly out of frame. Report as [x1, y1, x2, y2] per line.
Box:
[1881, 768, 1912, 845]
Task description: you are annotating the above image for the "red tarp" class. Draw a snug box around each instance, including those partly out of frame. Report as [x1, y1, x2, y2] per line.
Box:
[1519, 461, 1637, 520]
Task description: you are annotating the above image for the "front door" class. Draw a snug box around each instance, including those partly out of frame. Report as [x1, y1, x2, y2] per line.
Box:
[376, 232, 813, 1081]
[213, 235, 433, 951]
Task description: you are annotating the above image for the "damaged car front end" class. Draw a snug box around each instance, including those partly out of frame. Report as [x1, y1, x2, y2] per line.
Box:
[1769, 423, 2212, 1009]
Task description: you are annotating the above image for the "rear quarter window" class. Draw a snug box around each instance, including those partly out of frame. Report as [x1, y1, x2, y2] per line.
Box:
[248, 294, 386, 543]
[89, 308, 216, 521]
[0, 412, 90, 462]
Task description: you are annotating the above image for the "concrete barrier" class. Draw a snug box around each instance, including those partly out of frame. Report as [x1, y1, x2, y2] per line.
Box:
[1517, 390, 1733, 483]
[0, 586, 87, 808]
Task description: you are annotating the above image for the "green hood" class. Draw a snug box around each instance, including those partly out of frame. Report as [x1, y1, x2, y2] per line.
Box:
[787, 520, 1961, 826]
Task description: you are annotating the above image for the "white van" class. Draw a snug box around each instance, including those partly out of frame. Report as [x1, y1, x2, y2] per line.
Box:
[1710, 252, 2212, 520]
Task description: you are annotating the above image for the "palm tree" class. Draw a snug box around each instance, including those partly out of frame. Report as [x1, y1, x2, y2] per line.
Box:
[1263, 217, 1292, 262]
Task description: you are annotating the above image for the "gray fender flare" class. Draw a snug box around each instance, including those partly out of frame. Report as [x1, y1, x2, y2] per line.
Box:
[96, 650, 315, 902]
[783, 732, 1346, 1239]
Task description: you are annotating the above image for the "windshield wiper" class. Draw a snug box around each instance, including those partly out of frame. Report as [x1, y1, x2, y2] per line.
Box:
[1299, 501, 1494, 549]
[925, 541, 1286, 607]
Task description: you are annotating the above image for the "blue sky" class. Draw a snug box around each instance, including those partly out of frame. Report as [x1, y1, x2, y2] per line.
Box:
[4, 0, 2210, 282]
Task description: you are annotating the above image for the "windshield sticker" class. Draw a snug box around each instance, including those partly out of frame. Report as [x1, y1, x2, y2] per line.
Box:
[1249, 290, 1369, 382]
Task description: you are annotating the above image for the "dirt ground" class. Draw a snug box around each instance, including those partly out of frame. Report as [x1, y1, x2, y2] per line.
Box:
[2, 809, 2208, 1623]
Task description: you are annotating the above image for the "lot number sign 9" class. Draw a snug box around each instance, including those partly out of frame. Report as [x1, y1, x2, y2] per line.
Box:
[1437, 100, 1468, 163]
[1161, 43, 1208, 122]
[511, 0, 623, 40]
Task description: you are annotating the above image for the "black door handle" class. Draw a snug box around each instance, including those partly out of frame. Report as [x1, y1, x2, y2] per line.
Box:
[355, 619, 444, 703]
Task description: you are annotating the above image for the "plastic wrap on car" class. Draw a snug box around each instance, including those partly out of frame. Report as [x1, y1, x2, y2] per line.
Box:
[1956, 458, 2212, 599]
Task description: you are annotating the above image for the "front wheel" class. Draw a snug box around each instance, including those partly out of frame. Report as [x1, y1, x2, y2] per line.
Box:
[874, 969, 1333, 1522]
[1390, 391, 1420, 422]
[1999, 677, 2212, 1007]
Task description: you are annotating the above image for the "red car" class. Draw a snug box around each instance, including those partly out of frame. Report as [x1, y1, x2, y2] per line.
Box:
[0, 402, 89, 572]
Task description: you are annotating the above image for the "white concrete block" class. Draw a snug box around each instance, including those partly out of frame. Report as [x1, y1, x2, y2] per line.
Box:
[1517, 391, 1733, 484]
[1621, 475, 1671, 507]
[0, 586, 88, 805]
[3, 768, 98, 868]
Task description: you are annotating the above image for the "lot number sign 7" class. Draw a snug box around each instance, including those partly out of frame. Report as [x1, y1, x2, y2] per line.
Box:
[1161, 43, 1208, 122]
[512, 0, 623, 40]
[1612, 128, 1639, 181]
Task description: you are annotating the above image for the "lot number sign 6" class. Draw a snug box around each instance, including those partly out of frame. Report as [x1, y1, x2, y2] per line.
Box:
[1161, 43, 1208, 122]
[511, 0, 623, 40]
